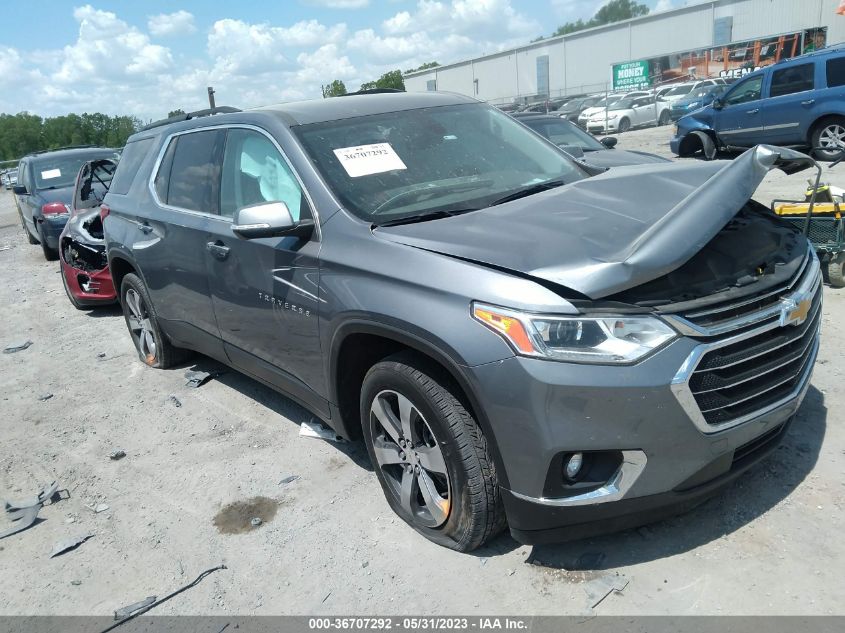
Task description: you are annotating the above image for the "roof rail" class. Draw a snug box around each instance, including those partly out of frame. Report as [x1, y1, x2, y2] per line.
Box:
[140, 106, 242, 132]
[342, 88, 405, 96]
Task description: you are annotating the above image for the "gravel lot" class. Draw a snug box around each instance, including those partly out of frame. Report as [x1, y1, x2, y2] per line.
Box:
[1, 126, 843, 617]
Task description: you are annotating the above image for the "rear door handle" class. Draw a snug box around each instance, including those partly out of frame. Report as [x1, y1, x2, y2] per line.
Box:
[801, 99, 815, 106]
[138, 222, 153, 234]
[746, 108, 759, 114]
[206, 241, 230, 261]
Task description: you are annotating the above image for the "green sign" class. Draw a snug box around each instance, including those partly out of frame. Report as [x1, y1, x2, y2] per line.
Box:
[612, 60, 650, 91]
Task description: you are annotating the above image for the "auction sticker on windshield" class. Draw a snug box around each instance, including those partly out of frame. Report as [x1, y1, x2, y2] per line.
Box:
[333, 143, 407, 178]
[41, 169, 61, 179]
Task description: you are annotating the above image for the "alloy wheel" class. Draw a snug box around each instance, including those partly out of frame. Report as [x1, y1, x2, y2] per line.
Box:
[819, 123, 845, 151]
[125, 287, 157, 364]
[369, 389, 451, 528]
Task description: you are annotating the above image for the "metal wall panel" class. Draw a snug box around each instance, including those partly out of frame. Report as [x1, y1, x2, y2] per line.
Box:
[630, 6, 714, 59]
[564, 24, 631, 93]
[472, 54, 519, 102]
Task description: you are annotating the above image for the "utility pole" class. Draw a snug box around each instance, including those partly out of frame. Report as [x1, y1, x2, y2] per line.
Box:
[207, 86, 216, 109]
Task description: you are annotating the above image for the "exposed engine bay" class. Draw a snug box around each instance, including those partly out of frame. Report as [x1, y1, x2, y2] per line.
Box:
[608, 200, 806, 310]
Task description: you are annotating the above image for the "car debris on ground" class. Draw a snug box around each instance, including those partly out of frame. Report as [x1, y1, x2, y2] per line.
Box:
[37, 393, 53, 401]
[86, 503, 109, 514]
[278, 474, 299, 486]
[104, 564, 226, 631]
[299, 419, 345, 442]
[50, 533, 94, 558]
[168, 394, 182, 407]
[109, 450, 126, 461]
[584, 573, 629, 609]
[3, 340, 33, 354]
[184, 369, 217, 388]
[1, 481, 60, 539]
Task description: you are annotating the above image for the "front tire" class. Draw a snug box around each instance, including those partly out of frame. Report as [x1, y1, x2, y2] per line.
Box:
[828, 252, 845, 288]
[658, 110, 670, 126]
[618, 117, 631, 133]
[361, 354, 505, 552]
[119, 273, 189, 368]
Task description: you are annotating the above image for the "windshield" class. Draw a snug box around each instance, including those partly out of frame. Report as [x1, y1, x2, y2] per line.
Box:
[665, 84, 693, 96]
[593, 96, 621, 108]
[294, 103, 587, 223]
[609, 99, 635, 110]
[523, 119, 604, 151]
[33, 150, 119, 190]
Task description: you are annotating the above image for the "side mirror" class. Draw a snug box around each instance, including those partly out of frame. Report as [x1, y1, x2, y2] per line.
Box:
[557, 144, 584, 158]
[712, 98, 723, 110]
[231, 201, 314, 240]
[13, 185, 28, 195]
[600, 137, 618, 149]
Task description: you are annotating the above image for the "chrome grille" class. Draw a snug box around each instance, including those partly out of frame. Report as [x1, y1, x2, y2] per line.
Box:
[670, 251, 821, 433]
[690, 289, 820, 425]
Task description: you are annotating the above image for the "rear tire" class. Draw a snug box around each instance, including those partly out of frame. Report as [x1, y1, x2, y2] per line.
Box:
[38, 223, 58, 261]
[658, 110, 670, 126]
[812, 117, 845, 161]
[828, 252, 845, 288]
[618, 118, 631, 133]
[361, 353, 506, 552]
[120, 273, 190, 368]
[20, 212, 38, 244]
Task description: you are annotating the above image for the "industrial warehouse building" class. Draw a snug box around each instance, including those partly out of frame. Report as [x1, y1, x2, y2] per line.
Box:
[403, 0, 844, 105]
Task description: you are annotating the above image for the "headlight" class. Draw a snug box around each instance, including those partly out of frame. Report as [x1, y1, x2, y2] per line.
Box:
[673, 124, 678, 136]
[472, 303, 677, 364]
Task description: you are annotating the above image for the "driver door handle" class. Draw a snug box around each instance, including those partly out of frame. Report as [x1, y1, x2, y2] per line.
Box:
[206, 241, 230, 261]
[138, 221, 153, 234]
[801, 99, 815, 106]
[746, 108, 759, 114]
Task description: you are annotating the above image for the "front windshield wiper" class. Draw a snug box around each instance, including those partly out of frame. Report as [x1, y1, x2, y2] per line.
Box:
[488, 179, 566, 206]
[375, 208, 479, 228]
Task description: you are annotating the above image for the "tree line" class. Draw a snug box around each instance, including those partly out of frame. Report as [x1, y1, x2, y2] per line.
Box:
[0, 112, 141, 161]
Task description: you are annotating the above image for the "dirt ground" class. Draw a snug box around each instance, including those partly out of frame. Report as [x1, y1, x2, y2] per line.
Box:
[1, 128, 843, 617]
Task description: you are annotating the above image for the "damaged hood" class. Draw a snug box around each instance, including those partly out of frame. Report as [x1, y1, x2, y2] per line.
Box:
[579, 148, 669, 169]
[374, 145, 815, 299]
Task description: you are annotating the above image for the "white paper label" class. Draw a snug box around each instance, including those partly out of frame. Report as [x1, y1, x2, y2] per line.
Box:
[41, 168, 61, 179]
[332, 143, 407, 178]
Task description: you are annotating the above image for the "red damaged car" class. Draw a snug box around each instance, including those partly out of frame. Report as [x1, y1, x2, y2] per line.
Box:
[59, 158, 118, 309]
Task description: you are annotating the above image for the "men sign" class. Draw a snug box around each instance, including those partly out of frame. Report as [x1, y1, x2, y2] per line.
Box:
[612, 60, 650, 91]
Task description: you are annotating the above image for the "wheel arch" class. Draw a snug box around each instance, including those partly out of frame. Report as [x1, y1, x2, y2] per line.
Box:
[328, 320, 511, 488]
[808, 113, 845, 144]
[107, 252, 139, 296]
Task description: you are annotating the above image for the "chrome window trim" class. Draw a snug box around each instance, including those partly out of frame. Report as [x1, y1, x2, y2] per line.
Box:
[670, 260, 822, 435]
[508, 450, 647, 507]
[146, 123, 321, 240]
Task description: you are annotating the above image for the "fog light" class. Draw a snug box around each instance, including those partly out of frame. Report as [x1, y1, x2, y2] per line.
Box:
[565, 452, 583, 479]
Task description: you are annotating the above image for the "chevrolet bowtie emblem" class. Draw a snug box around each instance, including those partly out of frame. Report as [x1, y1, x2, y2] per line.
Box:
[780, 296, 811, 327]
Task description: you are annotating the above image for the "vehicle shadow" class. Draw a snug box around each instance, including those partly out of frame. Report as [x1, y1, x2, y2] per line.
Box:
[184, 357, 373, 471]
[81, 303, 122, 317]
[520, 386, 827, 570]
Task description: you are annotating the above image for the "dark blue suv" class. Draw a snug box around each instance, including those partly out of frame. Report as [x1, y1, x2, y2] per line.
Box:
[671, 45, 845, 160]
[15, 146, 119, 260]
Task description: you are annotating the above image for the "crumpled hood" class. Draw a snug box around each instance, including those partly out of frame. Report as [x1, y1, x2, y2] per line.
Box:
[374, 145, 814, 299]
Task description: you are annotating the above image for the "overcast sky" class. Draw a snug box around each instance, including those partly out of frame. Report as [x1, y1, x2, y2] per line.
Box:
[0, 0, 676, 121]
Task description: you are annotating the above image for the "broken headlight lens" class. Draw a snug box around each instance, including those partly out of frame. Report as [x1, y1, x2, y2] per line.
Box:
[472, 303, 677, 364]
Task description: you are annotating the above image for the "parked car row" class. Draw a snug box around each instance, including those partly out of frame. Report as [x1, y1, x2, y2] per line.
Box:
[8, 91, 822, 554]
[2, 168, 18, 189]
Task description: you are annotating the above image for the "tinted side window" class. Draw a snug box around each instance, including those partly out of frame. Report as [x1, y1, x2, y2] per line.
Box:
[160, 130, 225, 213]
[110, 138, 153, 195]
[220, 129, 307, 220]
[725, 76, 763, 105]
[770, 63, 814, 97]
[826, 57, 845, 87]
[154, 138, 177, 202]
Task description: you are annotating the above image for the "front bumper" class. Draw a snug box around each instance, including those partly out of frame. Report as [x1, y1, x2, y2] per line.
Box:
[587, 121, 618, 133]
[61, 259, 116, 305]
[466, 259, 821, 544]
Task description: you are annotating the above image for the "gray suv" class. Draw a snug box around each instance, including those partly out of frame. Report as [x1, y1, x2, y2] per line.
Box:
[104, 93, 821, 551]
